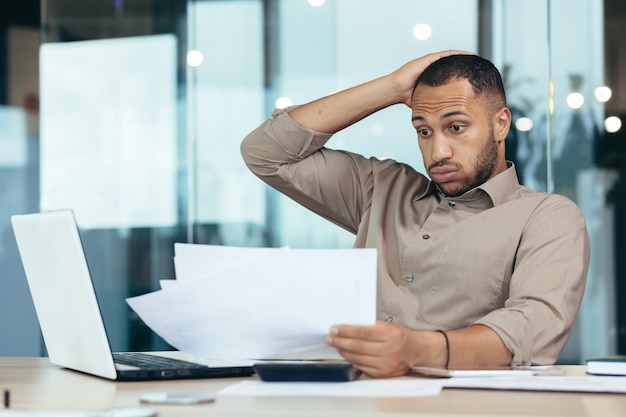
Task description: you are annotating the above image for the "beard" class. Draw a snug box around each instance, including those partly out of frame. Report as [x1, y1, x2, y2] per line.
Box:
[433, 129, 499, 198]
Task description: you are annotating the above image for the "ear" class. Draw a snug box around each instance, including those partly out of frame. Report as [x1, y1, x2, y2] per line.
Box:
[493, 107, 512, 142]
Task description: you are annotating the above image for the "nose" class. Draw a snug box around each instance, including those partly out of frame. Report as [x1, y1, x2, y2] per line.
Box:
[431, 133, 452, 163]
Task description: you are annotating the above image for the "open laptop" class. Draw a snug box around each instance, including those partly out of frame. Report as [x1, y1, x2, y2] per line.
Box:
[11, 209, 254, 381]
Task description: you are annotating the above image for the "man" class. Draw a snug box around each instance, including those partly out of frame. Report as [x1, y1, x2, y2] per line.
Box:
[241, 51, 590, 378]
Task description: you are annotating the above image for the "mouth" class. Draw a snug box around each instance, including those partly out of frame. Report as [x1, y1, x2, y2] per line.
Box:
[429, 166, 458, 183]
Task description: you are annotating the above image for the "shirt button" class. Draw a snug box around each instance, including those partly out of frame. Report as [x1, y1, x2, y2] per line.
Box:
[448, 200, 456, 208]
[422, 234, 430, 240]
[385, 315, 393, 323]
[405, 274, 414, 282]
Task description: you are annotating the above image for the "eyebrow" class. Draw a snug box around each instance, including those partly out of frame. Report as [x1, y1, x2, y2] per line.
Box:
[412, 110, 470, 122]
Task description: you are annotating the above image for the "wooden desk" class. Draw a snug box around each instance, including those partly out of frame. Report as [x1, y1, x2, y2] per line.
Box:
[1, 357, 625, 417]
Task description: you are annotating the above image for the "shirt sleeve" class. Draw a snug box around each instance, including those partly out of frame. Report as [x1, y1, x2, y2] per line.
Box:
[473, 194, 591, 366]
[241, 107, 382, 234]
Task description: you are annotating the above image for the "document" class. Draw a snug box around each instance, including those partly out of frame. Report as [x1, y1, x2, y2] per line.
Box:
[440, 375, 626, 393]
[217, 378, 443, 398]
[126, 244, 377, 360]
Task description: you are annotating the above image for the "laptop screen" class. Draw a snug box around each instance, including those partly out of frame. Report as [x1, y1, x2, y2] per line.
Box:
[12, 210, 120, 379]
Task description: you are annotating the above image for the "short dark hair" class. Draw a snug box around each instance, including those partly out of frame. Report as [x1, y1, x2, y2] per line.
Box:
[413, 54, 506, 111]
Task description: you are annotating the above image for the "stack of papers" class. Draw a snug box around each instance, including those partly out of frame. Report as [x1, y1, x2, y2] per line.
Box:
[126, 244, 377, 361]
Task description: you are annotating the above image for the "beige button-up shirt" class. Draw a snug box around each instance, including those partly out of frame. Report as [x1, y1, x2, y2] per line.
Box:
[241, 108, 591, 366]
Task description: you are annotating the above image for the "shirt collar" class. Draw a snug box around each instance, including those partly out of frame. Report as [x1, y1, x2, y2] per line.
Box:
[415, 162, 521, 207]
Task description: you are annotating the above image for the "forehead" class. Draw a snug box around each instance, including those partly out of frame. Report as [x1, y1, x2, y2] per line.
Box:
[411, 79, 482, 120]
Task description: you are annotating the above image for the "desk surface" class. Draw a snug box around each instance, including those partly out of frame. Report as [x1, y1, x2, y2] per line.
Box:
[1, 357, 625, 417]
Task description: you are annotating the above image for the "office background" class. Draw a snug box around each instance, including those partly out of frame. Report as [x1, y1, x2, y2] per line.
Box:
[0, 0, 624, 365]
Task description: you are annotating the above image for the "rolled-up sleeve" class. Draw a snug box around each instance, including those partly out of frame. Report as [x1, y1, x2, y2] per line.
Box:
[473, 195, 590, 366]
[241, 107, 380, 234]
[241, 107, 333, 176]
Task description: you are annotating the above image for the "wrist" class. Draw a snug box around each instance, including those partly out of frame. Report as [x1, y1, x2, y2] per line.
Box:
[435, 330, 450, 369]
[404, 329, 449, 368]
[387, 67, 418, 107]
[362, 73, 403, 110]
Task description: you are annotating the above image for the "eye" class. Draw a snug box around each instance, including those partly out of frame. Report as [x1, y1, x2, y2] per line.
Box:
[416, 128, 432, 138]
[449, 124, 465, 133]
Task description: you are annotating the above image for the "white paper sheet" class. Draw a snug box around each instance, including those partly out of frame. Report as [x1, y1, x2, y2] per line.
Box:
[0, 413, 92, 417]
[441, 375, 626, 393]
[217, 379, 443, 398]
[173, 244, 285, 282]
[126, 245, 377, 360]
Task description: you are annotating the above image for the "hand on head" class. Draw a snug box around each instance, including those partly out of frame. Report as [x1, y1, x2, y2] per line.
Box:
[390, 50, 475, 107]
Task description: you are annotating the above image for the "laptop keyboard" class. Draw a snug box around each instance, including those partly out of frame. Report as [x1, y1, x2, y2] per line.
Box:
[113, 352, 207, 370]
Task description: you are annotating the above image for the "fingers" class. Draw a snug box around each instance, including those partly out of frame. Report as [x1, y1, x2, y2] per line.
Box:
[328, 323, 386, 341]
[331, 339, 410, 379]
[330, 340, 405, 378]
[432, 49, 475, 57]
[394, 49, 476, 106]
[421, 50, 475, 70]
[324, 330, 374, 373]
[326, 321, 401, 348]
[325, 322, 412, 378]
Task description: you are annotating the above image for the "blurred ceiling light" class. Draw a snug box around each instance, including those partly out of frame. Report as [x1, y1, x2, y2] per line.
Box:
[566, 92, 584, 109]
[515, 117, 533, 132]
[412, 24, 432, 41]
[605, 116, 622, 133]
[308, 0, 325, 6]
[275, 96, 293, 109]
[594, 86, 612, 103]
[187, 50, 204, 67]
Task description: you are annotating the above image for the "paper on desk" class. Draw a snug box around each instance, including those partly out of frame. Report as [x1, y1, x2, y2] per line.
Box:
[0, 413, 92, 417]
[126, 245, 377, 360]
[217, 379, 443, 398]
[441, 375, 626, 393]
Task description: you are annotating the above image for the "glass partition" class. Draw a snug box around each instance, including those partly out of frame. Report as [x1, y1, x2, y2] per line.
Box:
[1, 0, 622, 363]
[0, 25, 40, 356]
[36, 0, 189, 352]
[494, 0, 611, 363]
